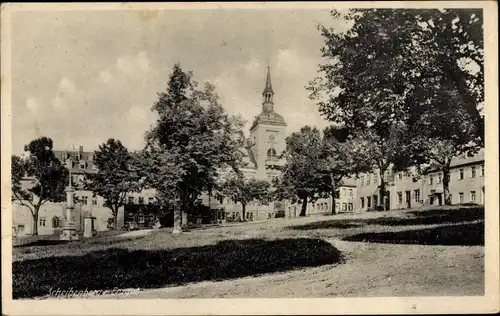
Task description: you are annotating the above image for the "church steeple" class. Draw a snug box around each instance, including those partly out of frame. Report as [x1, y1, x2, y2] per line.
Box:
[262, 66, 274, 111]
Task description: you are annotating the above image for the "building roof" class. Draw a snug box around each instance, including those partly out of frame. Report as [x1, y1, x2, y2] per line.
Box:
[449, 149, 484, 168]
[250, 109, 287, 131]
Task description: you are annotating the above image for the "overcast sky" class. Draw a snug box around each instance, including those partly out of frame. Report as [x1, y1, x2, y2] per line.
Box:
[11, 9, 351, 155]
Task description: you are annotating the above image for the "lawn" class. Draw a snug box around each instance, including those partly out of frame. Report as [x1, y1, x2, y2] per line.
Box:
[12, 205, 484, 299]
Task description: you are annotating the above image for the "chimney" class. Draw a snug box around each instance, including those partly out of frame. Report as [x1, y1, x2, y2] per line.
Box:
[79, 146, 83, 160]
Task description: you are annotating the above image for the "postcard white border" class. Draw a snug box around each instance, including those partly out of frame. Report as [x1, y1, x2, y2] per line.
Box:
[2, 2, 498, 315]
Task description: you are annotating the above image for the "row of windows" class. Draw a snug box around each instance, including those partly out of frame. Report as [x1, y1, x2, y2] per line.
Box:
[74, 195, 155, 206]
[396, 189, 421, 204]
[39, 216, 61, 228]
[360, 164, 484, 187]
[457, 190, 482, 203]
[341, 188, 354, 197]
[360, 196, 379, 209]
[315, 202, 353, 211]
[429, 165, 484, 185]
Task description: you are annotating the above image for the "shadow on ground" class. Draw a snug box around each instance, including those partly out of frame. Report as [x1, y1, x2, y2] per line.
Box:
[343, 221, 484, 246]
[13, 238, 343, 299]
[287, 206, 484, 231]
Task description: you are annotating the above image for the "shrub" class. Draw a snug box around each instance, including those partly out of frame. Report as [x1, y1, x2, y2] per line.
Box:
[13, 238, 343, 299]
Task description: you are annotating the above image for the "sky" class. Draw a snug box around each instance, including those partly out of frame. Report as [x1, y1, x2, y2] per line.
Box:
[10, 9, 351, 155]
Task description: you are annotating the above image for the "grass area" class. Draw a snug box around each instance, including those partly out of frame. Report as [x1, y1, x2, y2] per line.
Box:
[12, 205, 484, 299]
[13, 238, 342, 299]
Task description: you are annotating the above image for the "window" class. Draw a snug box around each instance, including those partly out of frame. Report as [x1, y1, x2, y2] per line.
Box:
[39, 217, 47, 227]
[342, 203, 347, 211]
[92, 164, 97, 171]
[429, 175, 433, 185]
[128, 196, 134, 204]
[82, 196, 88, 205]
[360, 197, 365, 209]
[335, 202, 340, 210]
[470, 191, 476, 202]
[52, 216, 61, 228]
[92, 198, 98, 206]
[459, 192, 464, 203]
[398, 172, 402, 180]
[138, 197, 144, 204]
[17, 225, 25, 232]
[348, 203, 353, 211]
[481, 165, 484, 176]
[349, 189, 353, 196]
[267, 148, 277, 159]
[373, 174, 378, 184]
[414, 189, 420, 203]
[459, 169, 464, 180]
[360, 176, 365, 186]
[437, 173, 442, 184]
[397, 192, 403, 204]
[148, 197, 154, 204]
[471, 166, 476, 178]
[367, 196, 372, 208]
[79, 161, 86, 169]
[366, 175, 371, 185]
[372, 195, 377, 206]
[342, 188, 346, 196]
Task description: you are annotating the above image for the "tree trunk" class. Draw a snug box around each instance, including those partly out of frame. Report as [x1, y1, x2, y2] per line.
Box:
[299, 196, 308, 217]
[31, 211, 39, 236]
[442, 167, 451, 205]
[173, 199, 182, 234]
[241, 203, 246, 221]
[331, 174, 337, 215]
[378, 169, 387, 211]
[113, 208, 118, 230]
[331, 192, 337, 215]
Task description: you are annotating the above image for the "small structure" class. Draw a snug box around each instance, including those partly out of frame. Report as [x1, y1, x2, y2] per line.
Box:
[60, 161, 79, 241]
[83, 211, 96, 238]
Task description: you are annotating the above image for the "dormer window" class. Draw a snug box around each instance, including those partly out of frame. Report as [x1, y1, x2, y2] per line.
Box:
[79, 161, 86, 169]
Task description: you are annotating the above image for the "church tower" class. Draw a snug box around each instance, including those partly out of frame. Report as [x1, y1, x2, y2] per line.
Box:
[250, 67, 287, 180]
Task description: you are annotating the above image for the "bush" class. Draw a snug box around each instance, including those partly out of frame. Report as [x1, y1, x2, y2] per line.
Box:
[13, 238, 343, 299]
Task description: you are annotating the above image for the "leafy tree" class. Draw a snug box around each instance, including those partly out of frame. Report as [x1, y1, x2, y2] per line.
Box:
[11, 137, 68, 236]
[411, 89, 479, 205]
[143, 63, 246, 233]
[308, 9, 483, 209]
[274, 126, 327, 216]
[85, 138, 140, 230]
[219, 172, 270, 221]
[320, 126, 368, 214]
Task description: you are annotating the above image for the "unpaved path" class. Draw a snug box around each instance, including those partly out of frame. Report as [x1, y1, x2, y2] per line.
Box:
[104, 238, 484, 299]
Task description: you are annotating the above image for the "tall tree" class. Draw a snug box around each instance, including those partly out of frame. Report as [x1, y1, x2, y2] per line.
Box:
[11, 137, 68, 236]
[308, 9, 483, 209]
[85, 138, 140, 230]
[220, 172, 270, 221]
[275, 126, 326, 216]
[321, 126, 369, 214]
[144, 63, 246, 233]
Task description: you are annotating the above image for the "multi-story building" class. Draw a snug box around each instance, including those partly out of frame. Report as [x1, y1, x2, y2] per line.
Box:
[355, 149, 485, 211]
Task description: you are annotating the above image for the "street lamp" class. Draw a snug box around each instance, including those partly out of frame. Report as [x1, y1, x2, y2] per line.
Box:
[60, 158, 79, 241]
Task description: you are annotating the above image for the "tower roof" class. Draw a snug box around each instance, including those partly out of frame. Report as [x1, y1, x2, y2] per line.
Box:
[263, 66, 274, 94]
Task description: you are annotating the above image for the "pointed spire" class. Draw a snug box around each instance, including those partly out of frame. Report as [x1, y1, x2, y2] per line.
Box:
[263, 66, 274, 95]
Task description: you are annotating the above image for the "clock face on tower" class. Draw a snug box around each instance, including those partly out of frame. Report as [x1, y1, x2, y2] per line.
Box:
[269, 134, 275, 142]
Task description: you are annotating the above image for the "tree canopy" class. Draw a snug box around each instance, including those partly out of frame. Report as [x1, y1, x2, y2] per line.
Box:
[142, 63, 247, 233]
[11, 137, 68, 235]
[85, 138, 140, 229]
